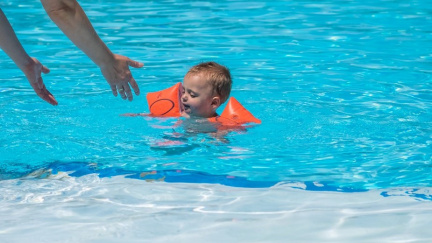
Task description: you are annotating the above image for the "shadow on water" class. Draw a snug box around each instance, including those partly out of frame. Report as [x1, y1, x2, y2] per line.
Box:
[149, 133, 202, 155]
[21, 161, 367, 191]
[4, 161, 432, 200]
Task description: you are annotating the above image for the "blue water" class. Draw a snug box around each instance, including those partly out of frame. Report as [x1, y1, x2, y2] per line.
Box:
[1, 0, 432, 195]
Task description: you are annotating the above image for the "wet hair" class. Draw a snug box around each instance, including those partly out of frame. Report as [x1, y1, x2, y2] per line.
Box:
[185, 61, 232, 104]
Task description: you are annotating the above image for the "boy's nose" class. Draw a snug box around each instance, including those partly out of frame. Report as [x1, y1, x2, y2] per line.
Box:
[181, 93, 187, 101]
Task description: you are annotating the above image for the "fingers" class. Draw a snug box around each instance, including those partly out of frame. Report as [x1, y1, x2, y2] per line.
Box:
[117, 85, 126, 100]
[126, 58, 142, 97]
[116, 85, 130, 100]
[35, 73, 45, 90]
[124, 84, 133, 101]
[112, 75, 139, 101]
[110, 84, 118, 97]
[104, 55, 142, 101]
[32, 77, 58, 106]
[26, 58, 57, 105]
[129, 78, 140, 95]
[41, 88, 58, 106]
[116, 82, 136, 101]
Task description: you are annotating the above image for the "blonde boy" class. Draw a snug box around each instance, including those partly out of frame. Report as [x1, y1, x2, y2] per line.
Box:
[181, 62, 232, 118]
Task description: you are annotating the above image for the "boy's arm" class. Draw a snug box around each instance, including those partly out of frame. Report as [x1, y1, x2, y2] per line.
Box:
[0, 8, 57, 105]
[40, 0, 143, 101]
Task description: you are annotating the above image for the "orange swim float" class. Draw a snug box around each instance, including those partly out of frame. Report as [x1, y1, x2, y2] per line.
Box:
[146, 82, 261, 126]
[146, 82, 183, 117]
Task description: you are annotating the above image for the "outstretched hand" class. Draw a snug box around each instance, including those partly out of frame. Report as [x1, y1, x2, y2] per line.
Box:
[100, 54, 144, 101]
[23, 57, 58, 106]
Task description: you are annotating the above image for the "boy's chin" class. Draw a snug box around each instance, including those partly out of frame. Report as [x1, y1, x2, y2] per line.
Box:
[180, 112, 206, 119]
[180, 111, 190, 118]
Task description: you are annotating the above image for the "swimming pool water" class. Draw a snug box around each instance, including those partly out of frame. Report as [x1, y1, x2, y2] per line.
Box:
[1, 0, 432, 242]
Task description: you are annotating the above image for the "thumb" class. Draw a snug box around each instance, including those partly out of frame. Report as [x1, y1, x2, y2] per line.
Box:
[127, 59, 144, 68]
[41, 65, 50, 74]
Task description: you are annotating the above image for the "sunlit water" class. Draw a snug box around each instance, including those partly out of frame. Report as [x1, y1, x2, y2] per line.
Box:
[1, 0, 432, 242]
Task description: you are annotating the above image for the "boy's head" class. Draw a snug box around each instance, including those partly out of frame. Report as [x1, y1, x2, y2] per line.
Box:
[181, 62, 232, 118]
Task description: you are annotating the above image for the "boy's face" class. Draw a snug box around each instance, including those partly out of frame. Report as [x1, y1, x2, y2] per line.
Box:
[181, 74, 220, 118]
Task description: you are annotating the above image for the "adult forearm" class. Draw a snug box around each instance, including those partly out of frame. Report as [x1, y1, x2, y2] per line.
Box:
[41, 0, 143, 101]
[40, 0, 114, 67]
[0, 9, 33, 69]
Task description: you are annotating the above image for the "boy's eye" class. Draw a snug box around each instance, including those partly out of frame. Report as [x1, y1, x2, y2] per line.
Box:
[188, 91, 197, 98]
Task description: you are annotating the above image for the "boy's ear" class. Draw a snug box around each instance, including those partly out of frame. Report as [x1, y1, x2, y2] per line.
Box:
[211, 96, 221, 109]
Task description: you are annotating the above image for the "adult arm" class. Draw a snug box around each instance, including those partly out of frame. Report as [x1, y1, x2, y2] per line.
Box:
[40, 0, 143, 101]
[0, 8, 57, 105]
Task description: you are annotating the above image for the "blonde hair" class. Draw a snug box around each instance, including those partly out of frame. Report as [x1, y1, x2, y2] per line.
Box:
[185, 62, 232, 104]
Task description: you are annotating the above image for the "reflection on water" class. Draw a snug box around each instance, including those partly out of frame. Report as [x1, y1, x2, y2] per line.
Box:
[21, 160, 432, 201]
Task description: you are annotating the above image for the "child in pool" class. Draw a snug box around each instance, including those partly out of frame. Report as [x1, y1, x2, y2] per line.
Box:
[125, 61, 258, 127]
[180, 61, 232, 119]
[124, 61, 258, 142]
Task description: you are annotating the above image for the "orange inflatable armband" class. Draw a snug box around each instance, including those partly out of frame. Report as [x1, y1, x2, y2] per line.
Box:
[209, 97, 261, 126]
[146, 82, 182, 117]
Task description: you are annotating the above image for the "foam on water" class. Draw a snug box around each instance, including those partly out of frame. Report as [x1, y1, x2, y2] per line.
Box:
[1, 176, 432, 242]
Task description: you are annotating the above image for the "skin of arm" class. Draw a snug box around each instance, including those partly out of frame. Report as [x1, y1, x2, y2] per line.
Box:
[40, 0, 143, 101]
[0, 8, 58, 105]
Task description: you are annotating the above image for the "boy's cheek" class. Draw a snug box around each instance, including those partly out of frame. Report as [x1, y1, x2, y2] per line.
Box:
[179, 101, 185, 112]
